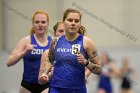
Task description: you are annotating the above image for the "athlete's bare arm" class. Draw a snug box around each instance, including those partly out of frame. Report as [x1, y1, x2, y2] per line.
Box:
[38, 50, 52, 84]
[6, 36, 34, 67]
[84, 36, 101, 75]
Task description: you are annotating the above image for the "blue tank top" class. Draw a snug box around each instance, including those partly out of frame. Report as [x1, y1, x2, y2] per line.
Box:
[98, 64, 112, 92]
[99, 64, 112, 83]
[23, 34, 52, 84]
[50, 34, 88, 89]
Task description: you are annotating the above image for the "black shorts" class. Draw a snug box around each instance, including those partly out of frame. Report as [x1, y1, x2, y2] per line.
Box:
[121, 78, 131, 89]
[21, 80, 50, 93]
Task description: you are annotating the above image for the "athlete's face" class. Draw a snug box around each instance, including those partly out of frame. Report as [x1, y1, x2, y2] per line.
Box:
[101, 52, 108, 64]
[55, 23, 65, 37]
[63, 13, 81, 34]
[33, 14, 49, 34]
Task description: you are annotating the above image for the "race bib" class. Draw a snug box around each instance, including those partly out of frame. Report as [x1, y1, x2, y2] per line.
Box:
[71, 44, 81, 55]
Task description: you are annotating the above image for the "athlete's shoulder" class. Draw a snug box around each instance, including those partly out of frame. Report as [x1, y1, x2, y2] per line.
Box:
[24, 35, 31, 41]
[24, 35, 30, 40]
[83, 36, 93, 43]
[52, 36, 62, 42]
[52, 36, 59, 40]
[83, 35, 96, 50]
[19, 35, 31, 43]
[48, 35, 52, 39]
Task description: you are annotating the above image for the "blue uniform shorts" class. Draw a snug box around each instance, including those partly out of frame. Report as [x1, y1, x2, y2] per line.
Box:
[49, 87, 87, 93]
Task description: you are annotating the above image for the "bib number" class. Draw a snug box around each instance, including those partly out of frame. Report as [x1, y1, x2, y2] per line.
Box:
[71, 44, 81, 54]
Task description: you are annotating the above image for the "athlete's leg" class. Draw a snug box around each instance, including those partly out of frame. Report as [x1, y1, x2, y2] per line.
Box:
[19, 86, 31, 93]
[121, 89, 133, 93]
[41, 88, 49, 93]
[97, 88, 106, 93]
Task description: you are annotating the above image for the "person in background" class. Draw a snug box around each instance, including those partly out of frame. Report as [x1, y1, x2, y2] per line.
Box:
[53, 21, 65, 37]
[97, 51, 117, 93]
[118, 57, 136, 93]
[6, 10, 52, 93]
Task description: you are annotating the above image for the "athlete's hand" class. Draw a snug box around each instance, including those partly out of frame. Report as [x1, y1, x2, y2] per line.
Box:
[77, 52, 87, 65]
[39, 73, 50, 84]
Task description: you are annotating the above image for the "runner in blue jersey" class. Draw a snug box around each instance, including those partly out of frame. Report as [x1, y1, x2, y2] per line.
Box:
[7, 10, 51, 93]
[38, 21, 65, 84]
[97, 52, 115, 93]
[39, 8, 101, 93]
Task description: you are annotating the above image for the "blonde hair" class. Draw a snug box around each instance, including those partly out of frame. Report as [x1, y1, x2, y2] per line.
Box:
[30, 10, 49, 35]
[53, 21, 63, 33]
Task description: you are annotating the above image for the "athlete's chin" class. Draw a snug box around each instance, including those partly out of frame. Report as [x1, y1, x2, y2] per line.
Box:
[37, 31, 46, 34]
[69, 30, 77, 34]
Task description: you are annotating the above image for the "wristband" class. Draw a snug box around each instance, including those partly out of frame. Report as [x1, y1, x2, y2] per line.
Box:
[84, 60, 89, 66]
